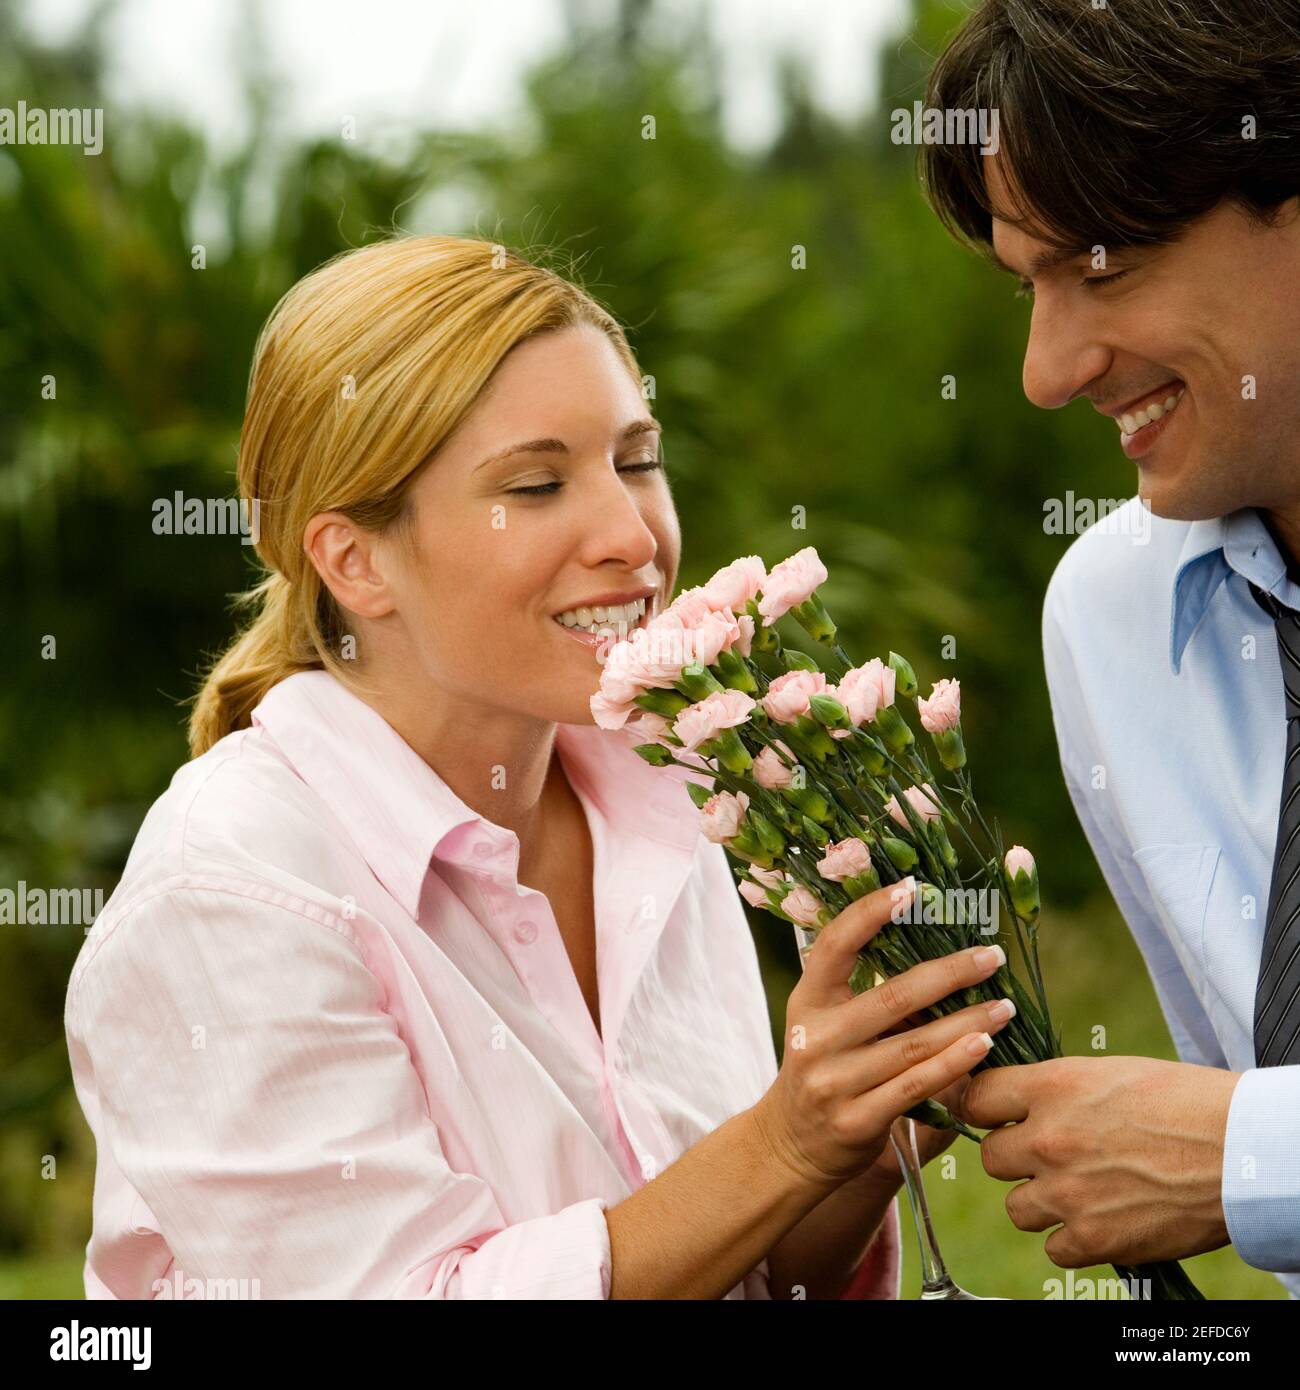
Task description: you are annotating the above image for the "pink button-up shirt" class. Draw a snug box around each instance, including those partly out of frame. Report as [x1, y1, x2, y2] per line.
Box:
[65, 669, 900, 1299]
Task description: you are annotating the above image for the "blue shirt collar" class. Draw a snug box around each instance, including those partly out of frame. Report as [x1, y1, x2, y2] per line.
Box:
[1170, 509, 1296, 673]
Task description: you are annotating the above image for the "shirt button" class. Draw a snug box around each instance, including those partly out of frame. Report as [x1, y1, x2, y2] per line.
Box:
[513, 919, 538, 944]
[473, 840, 493, 859]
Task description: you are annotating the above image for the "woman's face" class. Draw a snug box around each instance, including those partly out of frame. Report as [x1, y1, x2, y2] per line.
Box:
[383, 323, 680, 725]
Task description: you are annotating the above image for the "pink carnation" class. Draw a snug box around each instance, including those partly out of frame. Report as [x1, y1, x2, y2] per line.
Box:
[760, 669, 827, 724]
[918, 678, 961, 733]
[749, 864, 788, 889]
[589, 617, 696, 728]
[662, 591, 751, 668]
[781, 885, 827, 928]
[688, 608, 749, 667]
[666, 586, 715, 628]
[817, 837, 874, 883]
[702, 556, 767, 613]
[627, 709, 673, 743]
[885, 783, 942, 829]
[757, 547, 828, 626]
[699, 789, 749, 843]
[843, 659, 896, 726]
[752, 743, 795, 789]
[673, 689, 756, 753]
[738, 879, 769, 909]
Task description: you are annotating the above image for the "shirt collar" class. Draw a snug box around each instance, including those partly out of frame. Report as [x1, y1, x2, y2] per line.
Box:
[1170, 509, 1296, 673]
[250, 669, 704, 920]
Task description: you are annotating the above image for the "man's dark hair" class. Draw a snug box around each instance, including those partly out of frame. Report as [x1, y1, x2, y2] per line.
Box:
[919, 0, 1300, 257]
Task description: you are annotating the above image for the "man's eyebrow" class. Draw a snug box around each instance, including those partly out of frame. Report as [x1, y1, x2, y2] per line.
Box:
[990, 243, 1091, 280]
[474, 418, 661, 472]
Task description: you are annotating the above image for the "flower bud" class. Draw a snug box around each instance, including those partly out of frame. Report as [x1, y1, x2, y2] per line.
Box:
[808, 693, 851, 729]
[1005, 844, 1040, 922]
[888, 651, 919, 699]
[801, 815, 830, 847]
[880, 835, 919, 872]
[781, 648, 821, 674]
[872, 703, 914, 753]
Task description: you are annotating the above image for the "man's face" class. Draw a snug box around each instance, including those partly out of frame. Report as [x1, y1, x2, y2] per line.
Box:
[986, 156, 1300, 521]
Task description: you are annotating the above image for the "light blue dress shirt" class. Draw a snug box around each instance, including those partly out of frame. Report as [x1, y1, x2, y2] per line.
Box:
[1042, 499, 1300, 1297]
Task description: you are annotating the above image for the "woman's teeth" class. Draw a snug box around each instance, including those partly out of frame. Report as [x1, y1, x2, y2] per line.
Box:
[1120, 386, 1185, 435]
[553, 596, 647, 632]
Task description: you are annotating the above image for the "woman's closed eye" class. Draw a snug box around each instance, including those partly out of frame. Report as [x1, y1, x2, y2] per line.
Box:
[507, 458, 665, 497]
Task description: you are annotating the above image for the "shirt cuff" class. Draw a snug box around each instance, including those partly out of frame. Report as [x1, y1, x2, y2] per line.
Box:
[1222, 1067, 1300, 1274]
[838, 1196, 902, 1299]
[402, 1196, 613, 1299]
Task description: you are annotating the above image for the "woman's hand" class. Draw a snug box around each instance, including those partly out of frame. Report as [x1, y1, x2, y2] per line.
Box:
[751, 878, 1013, 1192]
[862, 1077, 971, 1187]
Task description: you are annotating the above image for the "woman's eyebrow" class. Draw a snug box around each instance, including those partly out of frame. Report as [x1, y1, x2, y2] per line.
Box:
[473, 418, 661, 472]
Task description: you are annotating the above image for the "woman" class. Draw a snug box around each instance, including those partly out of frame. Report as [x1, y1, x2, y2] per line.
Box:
[64, 236, 1013, 1299]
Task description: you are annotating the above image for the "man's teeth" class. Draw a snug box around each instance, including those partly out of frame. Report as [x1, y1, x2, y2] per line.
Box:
[553, 596, 647, 631]
[1120, 386, 1185, 435]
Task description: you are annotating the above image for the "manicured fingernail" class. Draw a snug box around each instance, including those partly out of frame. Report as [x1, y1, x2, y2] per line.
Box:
[987, 997, 1016, 1024]
[965, 1032, 994, 1057]
[888, 876, 916, 916]
[973, 944, 1006, 972]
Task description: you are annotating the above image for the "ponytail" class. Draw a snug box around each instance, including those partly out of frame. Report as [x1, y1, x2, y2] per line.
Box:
[187, 572, 322, 758]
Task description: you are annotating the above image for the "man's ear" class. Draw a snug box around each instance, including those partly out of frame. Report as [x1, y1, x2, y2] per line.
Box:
[303, 511, 397, 620]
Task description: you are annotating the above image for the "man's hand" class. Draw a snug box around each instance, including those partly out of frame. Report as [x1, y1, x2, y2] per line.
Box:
[952, 1056, 1241, 1267]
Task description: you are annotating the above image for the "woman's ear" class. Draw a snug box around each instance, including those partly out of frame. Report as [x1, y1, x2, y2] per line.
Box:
[303, 511, 398, 620]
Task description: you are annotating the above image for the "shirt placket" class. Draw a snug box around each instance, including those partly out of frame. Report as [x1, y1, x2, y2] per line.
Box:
[462, 831, 669, 1190]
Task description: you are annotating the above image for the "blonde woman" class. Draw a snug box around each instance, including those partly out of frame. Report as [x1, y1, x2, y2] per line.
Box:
[63, 237, 1013, 1300]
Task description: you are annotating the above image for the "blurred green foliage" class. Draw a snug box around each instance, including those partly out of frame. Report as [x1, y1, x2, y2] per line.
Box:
[0, 0, 1282, 1298]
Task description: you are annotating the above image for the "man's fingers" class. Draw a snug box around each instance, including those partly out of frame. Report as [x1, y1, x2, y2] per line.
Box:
[1004, 1178, 1059, 1234]
[953, 1062, 1033, 1128]
[978, 1120, 1035, 1181]
[799, 878, 915, 1005]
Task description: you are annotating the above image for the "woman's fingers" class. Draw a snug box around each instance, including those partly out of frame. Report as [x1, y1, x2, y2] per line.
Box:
[844, 1028, 999, 1141]
[848, 940, 1007, 1040]
[798, 878, 916, 1006]
[846, 995, 1015, 1093]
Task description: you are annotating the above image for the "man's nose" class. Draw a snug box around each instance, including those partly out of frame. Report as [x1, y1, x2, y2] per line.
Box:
[1021, 297, 1110, 411]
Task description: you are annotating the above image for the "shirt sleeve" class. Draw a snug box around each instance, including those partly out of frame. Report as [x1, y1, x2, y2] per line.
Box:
[1221, 1067, 1300, 1272]
[1042, 577, 1228, 1071]
[66, 885, 613, 1299]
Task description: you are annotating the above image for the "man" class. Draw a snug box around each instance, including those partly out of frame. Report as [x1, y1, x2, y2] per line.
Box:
[917, 0, 1300, 1294]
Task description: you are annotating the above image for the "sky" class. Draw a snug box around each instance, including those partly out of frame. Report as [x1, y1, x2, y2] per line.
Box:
[20, 0, 910, 154]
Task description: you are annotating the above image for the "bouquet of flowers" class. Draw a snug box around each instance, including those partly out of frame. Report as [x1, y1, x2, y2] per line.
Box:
[591, 546, 1202, 1302]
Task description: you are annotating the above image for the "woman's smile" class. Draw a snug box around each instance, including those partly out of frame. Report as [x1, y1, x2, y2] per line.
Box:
[551, 586, 658, 649]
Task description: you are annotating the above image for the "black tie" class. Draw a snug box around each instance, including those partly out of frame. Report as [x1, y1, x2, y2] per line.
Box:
[1248, 581, 1300, 1066]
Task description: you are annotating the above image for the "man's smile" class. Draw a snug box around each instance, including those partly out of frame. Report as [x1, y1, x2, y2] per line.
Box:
[1095, 379, 1188, 460]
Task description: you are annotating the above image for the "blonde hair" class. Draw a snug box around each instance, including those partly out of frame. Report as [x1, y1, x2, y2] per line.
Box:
[187, 235, 643, 758]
